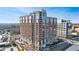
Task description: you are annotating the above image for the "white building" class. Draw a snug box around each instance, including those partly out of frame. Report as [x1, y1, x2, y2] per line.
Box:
[57, 20, 72, 39]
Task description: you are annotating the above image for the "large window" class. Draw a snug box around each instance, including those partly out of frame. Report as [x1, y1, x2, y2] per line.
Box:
[26, 16, 28, 23]
[32, 13, 35, 22]
[23, 17, 25, 23]
[29, 16, 32, 23]
[36, 19, 38, 23]
[36, 13, 40, 19]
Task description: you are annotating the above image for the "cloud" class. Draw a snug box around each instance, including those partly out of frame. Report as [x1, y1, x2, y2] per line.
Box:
[0, 7, 79, 23]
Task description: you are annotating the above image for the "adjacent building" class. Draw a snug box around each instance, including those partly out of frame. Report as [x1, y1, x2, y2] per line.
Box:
[72, 24, 79, 35]
[57, 20, 72, 39]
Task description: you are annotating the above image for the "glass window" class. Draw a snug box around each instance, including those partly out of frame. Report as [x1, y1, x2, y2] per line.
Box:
[23, 17, 25, 23]
[28, 16, 32, 23]
[36, 13, 40, 19]
[29, 16, 31, 20]
[36, 19, 38, 23]
[26, 16, 28, 23]
[29, 19, 31, 23]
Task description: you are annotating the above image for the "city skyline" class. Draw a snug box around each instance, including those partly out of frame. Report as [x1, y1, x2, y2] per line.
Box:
[0, 8, 79, 51]
[0, 7, 79, 23]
